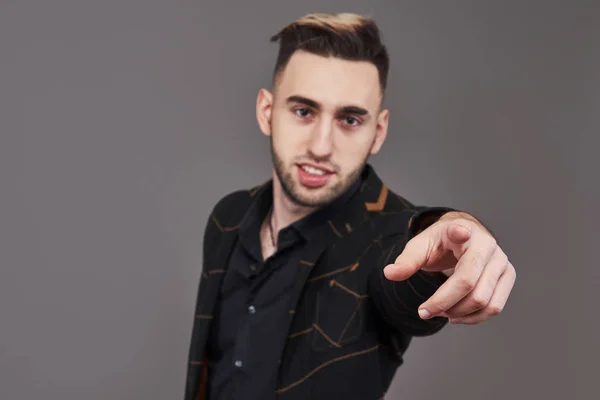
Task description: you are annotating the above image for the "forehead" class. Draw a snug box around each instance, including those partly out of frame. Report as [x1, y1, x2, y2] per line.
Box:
[274, 50, 382, 110]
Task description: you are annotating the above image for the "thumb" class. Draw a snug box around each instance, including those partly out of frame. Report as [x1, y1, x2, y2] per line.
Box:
[383, 228, 438, 281]
[445, 222, 472, 245]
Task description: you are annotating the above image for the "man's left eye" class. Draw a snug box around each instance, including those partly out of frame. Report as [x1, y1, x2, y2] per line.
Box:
[295, 108, 311, 117]
[343, 117, 359, 126]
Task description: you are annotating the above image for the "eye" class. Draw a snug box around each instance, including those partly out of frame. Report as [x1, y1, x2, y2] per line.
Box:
[342, 116, 360, 126]
[294, 108, 312, 118]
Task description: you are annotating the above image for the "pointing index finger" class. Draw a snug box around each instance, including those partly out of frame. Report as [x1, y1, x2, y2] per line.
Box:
[418, 233, 496, 318]
[384, 225, 439, 281]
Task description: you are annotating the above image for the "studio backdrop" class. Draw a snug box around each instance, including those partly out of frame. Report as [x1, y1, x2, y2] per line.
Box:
[1, 1, 598, 399]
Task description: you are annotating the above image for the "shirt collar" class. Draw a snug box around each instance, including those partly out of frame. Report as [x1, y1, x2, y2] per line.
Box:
[238, 168, 363, 244]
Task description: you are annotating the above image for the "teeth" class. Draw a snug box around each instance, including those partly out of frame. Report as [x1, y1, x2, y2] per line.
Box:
[301, 165, 326, 175]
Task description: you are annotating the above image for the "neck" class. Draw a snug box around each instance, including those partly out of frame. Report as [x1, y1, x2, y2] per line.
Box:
[269, 172, 317, 234]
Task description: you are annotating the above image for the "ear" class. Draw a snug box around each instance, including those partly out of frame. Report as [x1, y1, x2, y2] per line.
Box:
[256, 88, 274, 137]
[369, 108, 389, 155]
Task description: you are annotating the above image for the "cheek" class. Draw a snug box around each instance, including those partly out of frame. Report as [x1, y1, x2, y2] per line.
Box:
[334, 133, 375, 160]
[272, 135, 305, 167]
[272, 120, 309, 155]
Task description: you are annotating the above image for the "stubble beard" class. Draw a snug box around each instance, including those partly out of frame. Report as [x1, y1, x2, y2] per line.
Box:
[269, 136, 369, 208]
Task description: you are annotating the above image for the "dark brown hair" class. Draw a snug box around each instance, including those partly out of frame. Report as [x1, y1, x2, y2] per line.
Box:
[270, 13, 390, 93]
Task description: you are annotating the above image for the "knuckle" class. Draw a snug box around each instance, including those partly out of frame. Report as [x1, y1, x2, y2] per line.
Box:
[470, 252, 486, 272]
[457, 276, 476, 292]
[497, 251, 509, 267]
[486, 243, 498, 260]
[471, 293, 490, 309]
[488, 303, 504, 315]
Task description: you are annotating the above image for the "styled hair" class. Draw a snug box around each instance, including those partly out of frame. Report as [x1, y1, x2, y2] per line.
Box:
[269, 12, 390, 93]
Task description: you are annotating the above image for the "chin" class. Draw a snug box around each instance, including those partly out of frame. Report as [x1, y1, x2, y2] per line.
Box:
[288, 180, 343, 208]
[274, 161, 350, 208]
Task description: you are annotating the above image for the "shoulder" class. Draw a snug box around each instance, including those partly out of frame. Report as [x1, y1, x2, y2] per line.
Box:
[208, 181, 268, 228]
[365, 184, 419, 231]
[201, 182, 265, 250]
[385, 185, 457, 235]
[367, 182, 453, 238]
[384, 186, 419, 213]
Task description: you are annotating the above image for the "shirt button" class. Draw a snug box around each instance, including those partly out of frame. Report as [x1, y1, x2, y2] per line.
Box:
[248, 305, 256, 314]
[249, 264, 257, 272]
[234, 360, 243, 368]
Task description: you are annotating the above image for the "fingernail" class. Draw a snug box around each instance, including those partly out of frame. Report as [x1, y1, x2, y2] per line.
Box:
[418, 308, 431, 319]
[383, 265, 391, 278]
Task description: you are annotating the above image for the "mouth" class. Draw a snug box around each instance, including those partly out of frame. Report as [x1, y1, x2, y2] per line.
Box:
[296, 163, 335, 188]
[298, 163, 334, 175]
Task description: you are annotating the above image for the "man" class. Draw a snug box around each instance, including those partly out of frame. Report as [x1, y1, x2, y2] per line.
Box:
[185, 12, 516, 400]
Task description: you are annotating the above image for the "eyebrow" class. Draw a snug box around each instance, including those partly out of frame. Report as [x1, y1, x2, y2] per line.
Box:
[286, 95, 370, 117]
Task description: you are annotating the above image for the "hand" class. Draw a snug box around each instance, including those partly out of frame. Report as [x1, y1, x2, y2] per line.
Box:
[383, 213, 516, 325]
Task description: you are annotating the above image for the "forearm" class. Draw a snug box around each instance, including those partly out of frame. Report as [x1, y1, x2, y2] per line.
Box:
[370, 267, 449, 336]
[369, 237, 449, 336]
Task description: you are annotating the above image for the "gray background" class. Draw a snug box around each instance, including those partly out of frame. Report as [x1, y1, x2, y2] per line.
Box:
[1, 0, 598, 399]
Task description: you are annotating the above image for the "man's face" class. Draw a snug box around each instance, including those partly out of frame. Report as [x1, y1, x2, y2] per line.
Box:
[256, 50, 389, 208]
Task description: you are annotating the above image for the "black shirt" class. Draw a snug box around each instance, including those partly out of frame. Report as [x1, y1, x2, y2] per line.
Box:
[206, 177, 361, 400]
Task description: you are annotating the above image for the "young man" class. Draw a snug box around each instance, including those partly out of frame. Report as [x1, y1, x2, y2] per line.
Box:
[185, 12, 516, 400]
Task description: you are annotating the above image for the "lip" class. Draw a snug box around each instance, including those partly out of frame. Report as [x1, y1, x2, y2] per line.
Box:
[296, 164, 333, 188]
[296, 162, 335, 174]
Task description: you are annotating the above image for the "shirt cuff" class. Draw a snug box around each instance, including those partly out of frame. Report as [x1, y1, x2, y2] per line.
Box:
[407, 206, 458, 239]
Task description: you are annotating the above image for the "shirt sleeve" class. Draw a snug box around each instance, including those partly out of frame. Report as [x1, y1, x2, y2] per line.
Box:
[407, 206, 458, 238]
[367, 233, 449, 336]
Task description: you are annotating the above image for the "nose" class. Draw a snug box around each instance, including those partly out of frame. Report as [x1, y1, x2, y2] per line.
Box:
[307, 119, 333, 161]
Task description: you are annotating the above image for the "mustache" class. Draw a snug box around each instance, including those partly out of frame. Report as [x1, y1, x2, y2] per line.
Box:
[294, 158, 339, 172]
